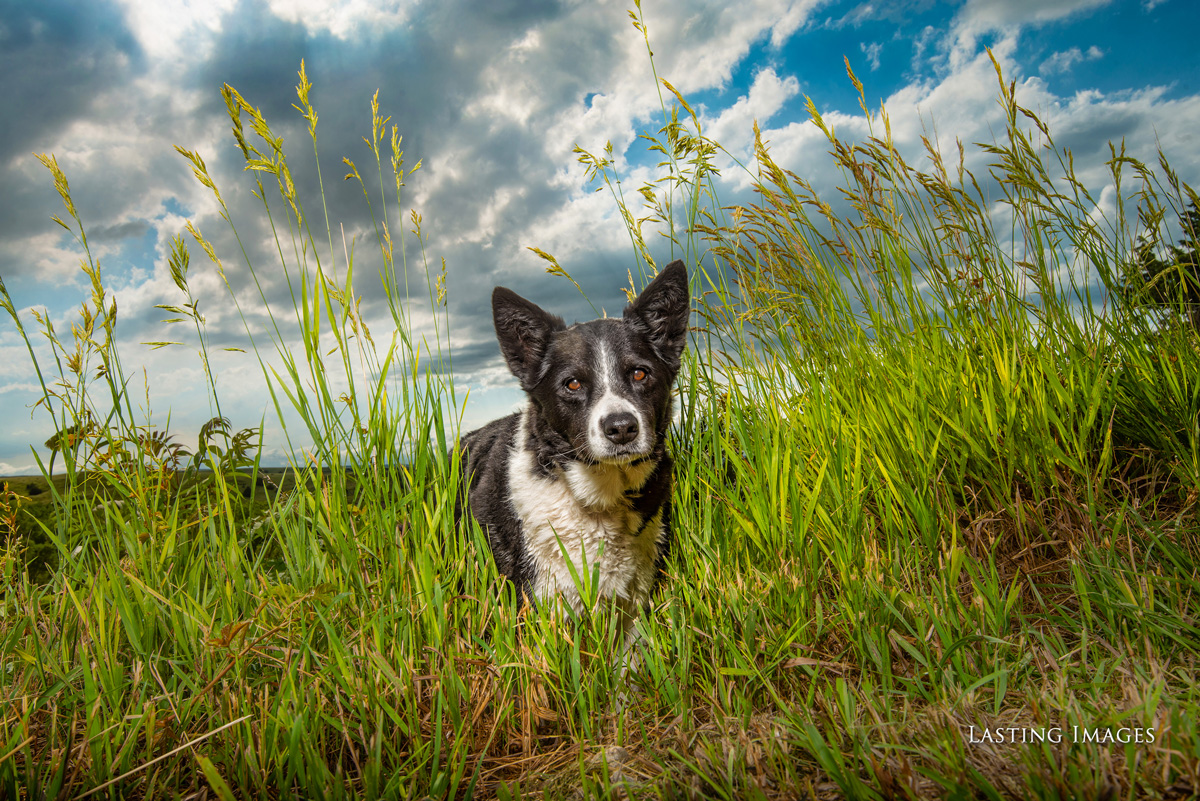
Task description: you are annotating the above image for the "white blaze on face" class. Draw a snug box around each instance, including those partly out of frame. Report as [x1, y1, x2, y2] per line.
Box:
[586, 342, 649, 460]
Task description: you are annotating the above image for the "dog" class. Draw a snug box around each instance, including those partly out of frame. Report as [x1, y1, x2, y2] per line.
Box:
[458, 260, 690, 626]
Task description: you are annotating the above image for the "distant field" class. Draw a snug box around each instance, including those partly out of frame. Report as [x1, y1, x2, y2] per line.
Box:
[5, 466, 338, 495]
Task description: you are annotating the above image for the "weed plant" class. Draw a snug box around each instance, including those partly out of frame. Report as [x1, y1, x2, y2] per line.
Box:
[2, 11, 1199, 799]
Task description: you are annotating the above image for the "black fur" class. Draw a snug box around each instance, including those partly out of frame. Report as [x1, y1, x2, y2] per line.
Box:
[458, 413, 537, 596]
[457, 260, 690, 605]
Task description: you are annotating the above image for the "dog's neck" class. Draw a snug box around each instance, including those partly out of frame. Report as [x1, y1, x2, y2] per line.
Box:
[562, 458, 658, 510]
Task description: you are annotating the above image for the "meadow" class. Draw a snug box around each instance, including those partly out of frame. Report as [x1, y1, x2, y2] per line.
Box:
[2, 19, 1199, 798]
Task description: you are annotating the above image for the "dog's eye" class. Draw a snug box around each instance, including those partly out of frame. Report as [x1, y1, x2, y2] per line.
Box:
[565, 378, 582, 391]
[631, 368, 648, 382]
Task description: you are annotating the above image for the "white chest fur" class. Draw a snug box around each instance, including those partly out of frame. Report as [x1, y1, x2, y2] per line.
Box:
[507, 411, 664, 616]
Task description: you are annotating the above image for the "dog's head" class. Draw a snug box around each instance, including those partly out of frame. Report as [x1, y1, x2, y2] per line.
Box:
[492, 260, 690, 464]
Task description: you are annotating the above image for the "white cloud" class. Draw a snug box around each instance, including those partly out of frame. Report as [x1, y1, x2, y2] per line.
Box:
[116, 0, 236, 64]
[0, 380, 41, 395]
[947, 0, 1112, 70]
[1039, 45, 1104, 74]
[264, 0, 415, 39]
[707, 68, 801, 148]
[543, 0, 821, 165]
[4, 231, 83, 286]
[861, 41, 883, 71]
[118, 0, 415, 52]
[955, 0, 1113, 33]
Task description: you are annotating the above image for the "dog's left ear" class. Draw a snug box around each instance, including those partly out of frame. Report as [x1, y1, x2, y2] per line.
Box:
[624, 260, 690, 370]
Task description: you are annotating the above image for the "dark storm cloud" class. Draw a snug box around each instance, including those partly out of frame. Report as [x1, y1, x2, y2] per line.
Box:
[192, 0, 312, 124]
[427, 338, 501, 378]
[165, 0, 630, 364]
[461, 0, 561, 24]
[1053, 107, 1145, 159]
[441, 251, 640, 380]
[0, 0, 142, 163]
[90, 220, 152, 243]
[0, 0, 142, 245]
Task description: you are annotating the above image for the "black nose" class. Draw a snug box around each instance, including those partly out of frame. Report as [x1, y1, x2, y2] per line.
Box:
[602, 412, 639, 445]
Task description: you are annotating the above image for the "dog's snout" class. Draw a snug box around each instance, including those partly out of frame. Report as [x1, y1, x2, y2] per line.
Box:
[601, 412, 639, 445]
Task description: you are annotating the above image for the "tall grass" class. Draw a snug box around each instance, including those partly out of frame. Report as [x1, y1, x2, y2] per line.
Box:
[3, 18, 1200, 800]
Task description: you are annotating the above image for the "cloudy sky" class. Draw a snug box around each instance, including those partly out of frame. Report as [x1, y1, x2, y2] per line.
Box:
[1, 0, 1198, 473]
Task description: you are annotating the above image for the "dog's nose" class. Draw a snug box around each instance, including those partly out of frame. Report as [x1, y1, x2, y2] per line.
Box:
[602, 412, 639, 445]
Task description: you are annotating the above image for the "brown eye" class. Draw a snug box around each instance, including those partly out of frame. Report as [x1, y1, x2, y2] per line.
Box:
[566, 378, 582, 391]
[631, 368, 648, 382]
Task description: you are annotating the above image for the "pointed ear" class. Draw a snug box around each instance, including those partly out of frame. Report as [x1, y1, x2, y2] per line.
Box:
[624, 260, 690, 370]
[492, 287, 565, 389]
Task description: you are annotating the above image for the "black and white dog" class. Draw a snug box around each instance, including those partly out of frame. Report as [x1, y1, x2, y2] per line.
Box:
[458, 260, 689, 624]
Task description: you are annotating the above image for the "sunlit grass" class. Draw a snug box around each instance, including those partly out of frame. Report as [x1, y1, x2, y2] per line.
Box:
[2, 18, 1200, 800]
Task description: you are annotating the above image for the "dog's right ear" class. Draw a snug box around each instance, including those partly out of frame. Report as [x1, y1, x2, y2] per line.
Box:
[492, 287, 566, 390]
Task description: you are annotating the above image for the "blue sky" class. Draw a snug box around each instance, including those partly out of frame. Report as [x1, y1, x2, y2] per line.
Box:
[1, 0, 1198, 473]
